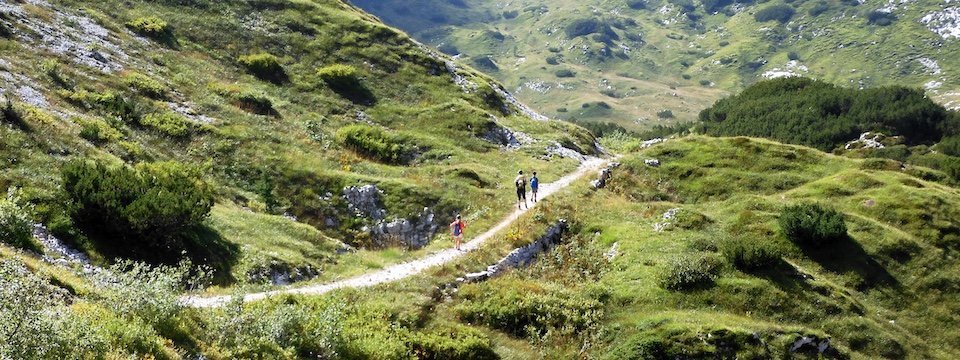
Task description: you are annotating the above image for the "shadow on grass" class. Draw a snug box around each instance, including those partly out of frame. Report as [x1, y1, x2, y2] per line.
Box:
[330, 83, 377, 106]
[182, 226, 240, 285]
[769, 236, 900, 292]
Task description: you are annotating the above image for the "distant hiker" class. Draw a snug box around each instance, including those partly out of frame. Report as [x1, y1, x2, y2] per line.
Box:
[449, 215, 467, 251]
[515, 170, 527, 210]
[530, 171, 540, 203]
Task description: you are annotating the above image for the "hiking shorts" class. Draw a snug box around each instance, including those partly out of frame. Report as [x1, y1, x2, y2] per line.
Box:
[517, 186, 526, 200]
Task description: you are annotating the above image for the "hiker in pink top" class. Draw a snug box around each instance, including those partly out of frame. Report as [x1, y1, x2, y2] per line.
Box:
[449, 215, 467, 251]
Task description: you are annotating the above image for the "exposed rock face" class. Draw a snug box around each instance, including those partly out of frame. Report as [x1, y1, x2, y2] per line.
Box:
[641, 138, 665, 148]
[591, 162, 621, 190]
[343, 185, 387, 220]
[483, 123, 521, 148]
[845, 132, 901, 150]
[645, 158, 661, 167]
[368, 207, 439, 249]
[454, 220, 568, 284]
[789, 335, 841, 358]
[546, 142, 587, 161]
[343, 184, 440, 249]
[246, 262, 320, 286]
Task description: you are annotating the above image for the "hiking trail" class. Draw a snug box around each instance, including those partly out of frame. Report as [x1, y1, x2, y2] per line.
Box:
[183, 157, 611, 308]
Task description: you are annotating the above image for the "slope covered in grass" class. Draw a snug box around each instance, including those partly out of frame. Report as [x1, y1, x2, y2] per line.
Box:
[0, 0, 597, 283]
[407, 136, 960, 358]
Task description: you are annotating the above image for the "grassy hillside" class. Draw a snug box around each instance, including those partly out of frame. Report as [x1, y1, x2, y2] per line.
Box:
[400, 135, 960, 358]
[0, 0, 597, 282]
[351, 0, 960, 129]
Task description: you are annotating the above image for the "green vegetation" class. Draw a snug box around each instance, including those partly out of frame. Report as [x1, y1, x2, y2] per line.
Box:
[125, 16, 174, 44]
[335, 124, 410, 164]
[700, 77, 956, 150]
[0, 189, 39, 252]
[62, 161, 213, 261]
[123, 72, 167, 99]
[754, 4, 796, 23]
[350, 0, 960, 130]
[658, 254, 722, 290]
[139, 112, 191, 137]
[779, 203, 848, 247]
[237, 53, 286, 82]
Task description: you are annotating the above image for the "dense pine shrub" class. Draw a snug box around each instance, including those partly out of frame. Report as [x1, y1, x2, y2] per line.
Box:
[779, 204, 847, 247]
[238, 53, 286, 82]
[335, 125, 408, 164]
[61, 161, 213, 260]
[317, 64, 360, 90]
[555, 69, 576, 78]
[755, 4, 796, 23]
[139, 112, 191, 137]
[123, 73, 167, 99]
[721, 238, 781, 271]
[700, 77, 954, 150]
[126, 16, 175, 44]
[867, 10, 897, 26]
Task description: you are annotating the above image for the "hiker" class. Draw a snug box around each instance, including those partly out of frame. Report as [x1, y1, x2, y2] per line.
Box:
[449, 215, 466, 251]
[530, 171, 540, 203]
[515, 170, 527, 209]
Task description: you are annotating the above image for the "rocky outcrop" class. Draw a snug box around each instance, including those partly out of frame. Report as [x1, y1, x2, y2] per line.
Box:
[546, 142, 587, 162]
[367, 207, 439, 249]
[644, 159, 661, 167]
[789, 335, 842, 358]
[591, 162, 621, 190]
[483, 123, 521, 149]
[844, 132, 902, 150]
[246, 262, 320, 286]
[343, 185, 387, 220]
[641, 138, 665, 148]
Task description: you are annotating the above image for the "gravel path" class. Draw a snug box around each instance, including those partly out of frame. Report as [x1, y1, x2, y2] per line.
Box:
[183, 157, 610, 308]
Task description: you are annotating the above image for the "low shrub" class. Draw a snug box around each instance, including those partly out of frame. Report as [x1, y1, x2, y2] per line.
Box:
[123, 73, 166, 99]
[62, 90, 144, 123]
[659, 254, 722, 290]
[657, 109, 675, 119]
[76, 117, 123, 143]
[126, 16, 174, 43]
[455, 279, 604, 338]
[755, 4, 796, 23]
[61, 160, 214, 260]
[0, 189, 41, 252]
[779, 204, 847, 247]
[867, 10, 896, 26]
[139, 112, 190, 137]
[410, 324, 498, 360]
[721, 238, 781, 271]
[317, 64, 361, 91]
[238, 53, 285, 82]
[335, 125, 408, 164]
[555, 69, 575, 78]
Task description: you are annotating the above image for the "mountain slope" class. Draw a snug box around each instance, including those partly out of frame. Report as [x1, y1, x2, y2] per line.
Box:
[351, 0, 960, 129]
[0, 0, 596, 284]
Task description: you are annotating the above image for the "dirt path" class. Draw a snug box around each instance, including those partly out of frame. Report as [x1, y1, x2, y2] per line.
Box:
[183, 157, 611, 308]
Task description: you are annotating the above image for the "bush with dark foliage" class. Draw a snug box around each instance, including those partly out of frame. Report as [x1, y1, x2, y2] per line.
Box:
[779, 204, 847, 247]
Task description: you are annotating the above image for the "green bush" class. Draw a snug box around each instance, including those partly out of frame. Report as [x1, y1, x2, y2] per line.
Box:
[335, 125, 408, 164]
[455, 279, 604, 338]
[657, 109, 675, 119]
[938, 136, 960, 157]
[235, 92, 275, 115]
[779, 204, 847, 247]
[755, 4, 796, 23]
[238, 53, 285, 82]
[139, 112, 190, 137]
[0, 189, 40, 252]
[123, 73, 167, 99]
[721, 238, 781, 271]
[700, 77, 952, 151]
[409, 324, 498, 360]
[61, 90, 144, 123]
[76, 117, 123, 143]
[659, 254, 722, 290]
[61, 160, 213, 260]
[317, 64, 361, 91]
[126, 16, 174, 43]
[555, 69, 576, 78]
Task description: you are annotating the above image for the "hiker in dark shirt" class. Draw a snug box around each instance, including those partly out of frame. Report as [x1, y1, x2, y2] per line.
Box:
[515, 170, 527, 210]
[530, 171, 540, 203]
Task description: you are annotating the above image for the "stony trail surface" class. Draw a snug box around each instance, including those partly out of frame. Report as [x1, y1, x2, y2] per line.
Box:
[183, 156, 611, 308]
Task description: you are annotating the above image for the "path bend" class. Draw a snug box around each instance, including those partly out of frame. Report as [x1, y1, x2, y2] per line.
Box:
[183, 157, 611, 308]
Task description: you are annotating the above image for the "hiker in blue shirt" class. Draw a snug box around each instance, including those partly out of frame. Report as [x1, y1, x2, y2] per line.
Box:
[530, 171, 540, 203]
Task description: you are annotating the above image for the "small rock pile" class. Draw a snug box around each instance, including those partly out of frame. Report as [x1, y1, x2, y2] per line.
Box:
[343, 184, 440, 249]
[591, 162, 621, 190]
